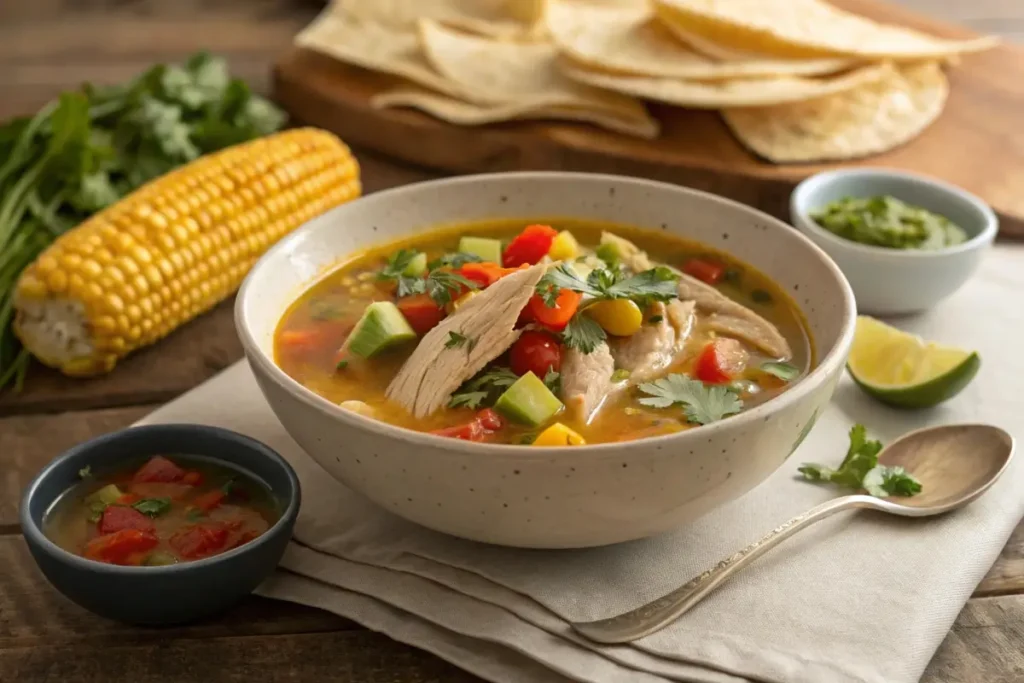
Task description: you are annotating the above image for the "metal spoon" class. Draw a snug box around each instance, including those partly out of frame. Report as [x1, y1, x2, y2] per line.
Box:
[571, 423, 1015, 644]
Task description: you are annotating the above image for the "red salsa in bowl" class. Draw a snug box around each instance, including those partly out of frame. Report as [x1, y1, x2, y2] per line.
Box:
[44, 454, 281, 567]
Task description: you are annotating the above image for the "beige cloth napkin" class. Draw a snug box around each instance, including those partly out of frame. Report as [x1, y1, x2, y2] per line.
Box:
[139, 245, 1024, 683]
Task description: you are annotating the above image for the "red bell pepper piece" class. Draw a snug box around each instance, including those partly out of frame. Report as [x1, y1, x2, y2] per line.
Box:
[397, 294, 446, 335]
[502, 224, 557, 267]
[431, 409, 505, 442]
[133, 455, 186, 484]
[683, 258, 725, 285]
[98, 505, 155, 535]
[694, 338, 749, 384]
[84, 529, 159, 565]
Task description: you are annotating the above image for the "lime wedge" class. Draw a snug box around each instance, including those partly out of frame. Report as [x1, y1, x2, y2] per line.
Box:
[847, 316, 980, 409]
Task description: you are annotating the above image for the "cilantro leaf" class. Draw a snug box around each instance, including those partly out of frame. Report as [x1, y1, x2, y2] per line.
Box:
[186, 508, 206, 522]
[445, 331, 474, 350]
[425, 270, 478, 307]
[761, 361, 800, 382]
[536, 264, 602, 306]
[798, 424, 921, 498]
[543, 369, 561, 395]
[78, 466, 93, 479]
[604, 266, 679, 304]
[396, 276, 427, 298]
[863, 465, 923, 498]
[637, 374, 742, 425]
[428, 252, 483, 270]
[448, 366, 518, 409]
[132, 497, 172, 517]
[562, 314, 607, 354]
[377, 249, 422, 281]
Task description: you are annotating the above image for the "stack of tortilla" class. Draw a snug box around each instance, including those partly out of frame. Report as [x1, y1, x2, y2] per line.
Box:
[295, 0, 998, 163]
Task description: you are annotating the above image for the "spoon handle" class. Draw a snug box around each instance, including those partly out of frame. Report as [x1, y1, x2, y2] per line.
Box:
[570, 494, 881, 644]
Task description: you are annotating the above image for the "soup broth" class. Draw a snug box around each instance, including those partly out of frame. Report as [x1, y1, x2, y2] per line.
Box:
[45, 455, 280, 566]
[275, 219, 813, 446]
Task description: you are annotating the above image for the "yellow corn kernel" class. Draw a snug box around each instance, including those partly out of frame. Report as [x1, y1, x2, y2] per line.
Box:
[532, 423, 586, 447]
[585, 299, 643, 337]
[13, 128, 362, 377]
[447, 290, 478, 314]
[548, 230, 579, 261]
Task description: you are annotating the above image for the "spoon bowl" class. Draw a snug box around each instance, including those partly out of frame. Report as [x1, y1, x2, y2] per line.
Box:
[571, 423, 1015, 644]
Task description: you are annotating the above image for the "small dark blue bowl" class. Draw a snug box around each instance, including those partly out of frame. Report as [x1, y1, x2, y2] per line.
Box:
[20, 423, 300, 626]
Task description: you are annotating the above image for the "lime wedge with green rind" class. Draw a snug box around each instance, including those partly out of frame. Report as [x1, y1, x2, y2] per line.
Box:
[847, 316, 980, 409]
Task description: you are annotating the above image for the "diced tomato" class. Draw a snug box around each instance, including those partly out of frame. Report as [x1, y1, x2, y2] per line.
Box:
[694, 338, 750, 384]
[193, 489, 226, 512]
[527, 289, 581, 332]
[396, 294, 446, 335]
[114, 492, 142, 505]
[170, 524, 230, 560]
[133, 455, 186, 483]
[182, 471, 203, 486]
[516, 303, 535, 328]
[431, 409, 505, 442]
[502, 224, 557, 267]
[509, 331, 562, 377]
[84, 529, 159, 565]
[683, 258, 725, 285]
[98, 505, 155, 535]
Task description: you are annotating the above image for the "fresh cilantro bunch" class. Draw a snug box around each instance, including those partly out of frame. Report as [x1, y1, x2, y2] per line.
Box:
[0, 52, 286, 391]
[377, 249, 480, 306]
[799, 424, 922, 498]
[536, 264, 680, 353]
[637, 373, 743, 425]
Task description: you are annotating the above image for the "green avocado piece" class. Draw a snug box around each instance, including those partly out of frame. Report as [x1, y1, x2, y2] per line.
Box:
[345, 302, 417, 358]
[402, 252, 428, 277]
[458, 236, 503, 264]
[85, 484, 124, 507]
[494, 371, 564, 427]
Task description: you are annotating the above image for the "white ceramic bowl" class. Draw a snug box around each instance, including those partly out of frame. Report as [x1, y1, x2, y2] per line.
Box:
[790, 168, 997, 316]
[236, 172, 856, 549]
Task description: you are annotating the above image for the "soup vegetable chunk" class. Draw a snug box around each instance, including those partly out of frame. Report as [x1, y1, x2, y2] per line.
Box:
[45, 456, 279, 566]
[275, 220, 812, 445]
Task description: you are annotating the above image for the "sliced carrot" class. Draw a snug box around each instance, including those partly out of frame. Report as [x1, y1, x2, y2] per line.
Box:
[458, 262, 527, 288]
[527, 289, 581, 332]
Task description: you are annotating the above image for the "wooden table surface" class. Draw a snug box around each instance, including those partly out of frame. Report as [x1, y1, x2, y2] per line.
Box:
[3, 2, 1024, 681]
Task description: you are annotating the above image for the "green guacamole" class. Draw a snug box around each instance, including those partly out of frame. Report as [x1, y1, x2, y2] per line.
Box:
[810, 195, 968, 250]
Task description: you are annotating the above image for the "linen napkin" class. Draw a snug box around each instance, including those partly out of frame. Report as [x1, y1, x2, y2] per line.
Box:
[138, 244, 1024, 683]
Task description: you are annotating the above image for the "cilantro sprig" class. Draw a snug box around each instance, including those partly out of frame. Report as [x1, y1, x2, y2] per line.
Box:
[449, 366, 519, 410]
[798, 424, 922, 498]
[562, 314, 607, 354]
[132, 497, 172, 517]
[637, 374, 742, 425]
[428, 251, 483, 270]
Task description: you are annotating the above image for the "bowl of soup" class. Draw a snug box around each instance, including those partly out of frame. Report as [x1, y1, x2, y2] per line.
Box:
[237, 172, 855, 548]
[20, 423, 300, 624]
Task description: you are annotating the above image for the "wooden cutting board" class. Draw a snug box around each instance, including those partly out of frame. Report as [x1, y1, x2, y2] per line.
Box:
[272, 0, 1024, 239]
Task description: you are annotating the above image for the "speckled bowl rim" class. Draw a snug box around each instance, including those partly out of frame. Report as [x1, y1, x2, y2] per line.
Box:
[791, 168, 999, 259]
[236, 172, 857, 460]
[20, 423, 301, 575]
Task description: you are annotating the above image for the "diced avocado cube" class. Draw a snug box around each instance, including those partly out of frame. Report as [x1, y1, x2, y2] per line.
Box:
[345, 302, 417, 359]
[494, 371, 564, 426]
[402, 252, 428, 277]
[458, 236, 503, 264]
[85, 483, 124, 507]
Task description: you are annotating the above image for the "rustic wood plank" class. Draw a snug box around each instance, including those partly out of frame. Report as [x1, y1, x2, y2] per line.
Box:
[923, 595, 1024, 683]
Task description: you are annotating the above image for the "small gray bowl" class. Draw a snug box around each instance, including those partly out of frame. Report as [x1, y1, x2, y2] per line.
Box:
[20, 423, 300, 626]
[790, 168, 997, 315]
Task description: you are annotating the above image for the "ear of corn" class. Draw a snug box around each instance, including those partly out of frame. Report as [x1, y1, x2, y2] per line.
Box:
[13, 127, 361, 376]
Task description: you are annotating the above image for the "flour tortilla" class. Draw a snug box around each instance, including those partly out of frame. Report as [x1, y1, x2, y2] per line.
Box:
[559, 57, 892, 109]
[653, 0, 998, 60]
[372, 86, 660, 138]
[333, 0, 537, 38]
[417, 19, 655, 118]
[295, 11, 464, 98]
[546, 0, 856, 80]
[721, 62, 949, 163]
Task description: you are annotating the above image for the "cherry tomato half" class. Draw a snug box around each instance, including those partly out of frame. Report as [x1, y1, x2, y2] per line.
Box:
[509, 330, 562, 378]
